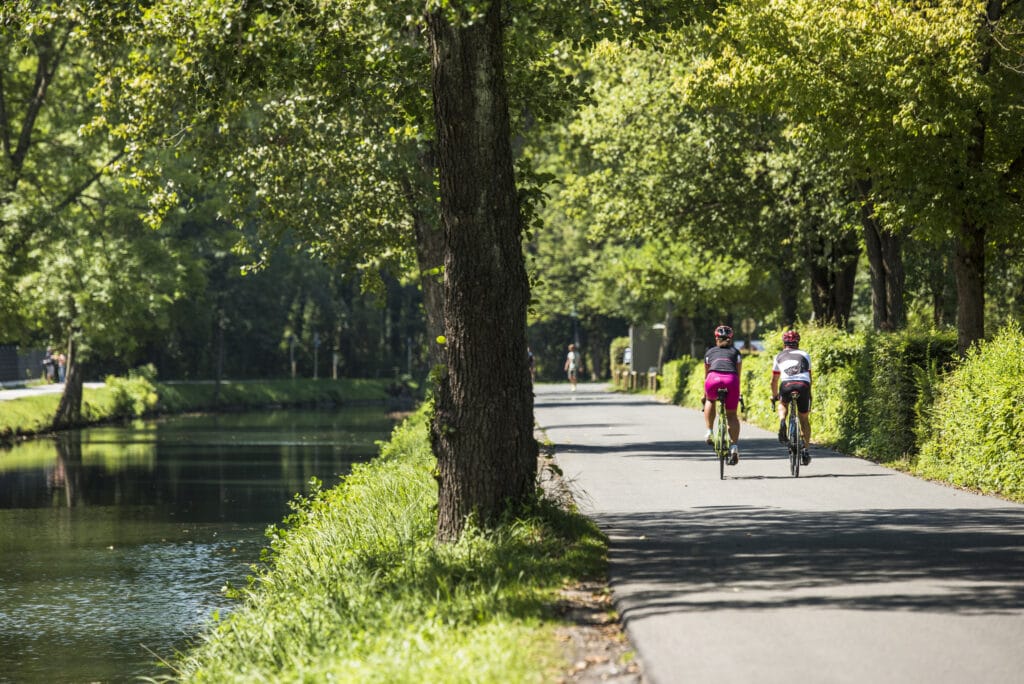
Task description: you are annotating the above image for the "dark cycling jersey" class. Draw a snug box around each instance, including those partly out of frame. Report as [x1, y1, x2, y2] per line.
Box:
[704, 345, 741, 374]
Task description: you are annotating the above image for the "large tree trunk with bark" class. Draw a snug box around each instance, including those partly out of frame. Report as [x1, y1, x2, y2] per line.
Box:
[426, 1, 537, 542]
[952, 0, 1002, 354]
[954, 220, 986, 354]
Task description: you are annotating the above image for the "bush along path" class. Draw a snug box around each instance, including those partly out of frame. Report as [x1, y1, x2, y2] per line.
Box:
[656, 321, 1024, 504]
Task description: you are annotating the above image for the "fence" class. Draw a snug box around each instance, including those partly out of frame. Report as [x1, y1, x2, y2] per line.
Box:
[0, 345, 46, 385]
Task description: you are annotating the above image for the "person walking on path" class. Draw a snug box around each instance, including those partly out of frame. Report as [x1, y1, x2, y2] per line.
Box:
[771, 329, 813, 465]
[564, 343, 579, 392]
[703, 325, 742, 464]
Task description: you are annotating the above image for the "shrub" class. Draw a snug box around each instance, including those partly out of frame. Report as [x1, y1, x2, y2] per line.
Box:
[658, 357, 699, 405]
[105, 365, 160, 418]
[856, 329, 957, 461]
[609, 336, 631, 387]
[915, 322, 1024, 501]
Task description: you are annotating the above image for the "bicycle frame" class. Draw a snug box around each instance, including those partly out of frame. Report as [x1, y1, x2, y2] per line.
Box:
[713, 387, 730, 479]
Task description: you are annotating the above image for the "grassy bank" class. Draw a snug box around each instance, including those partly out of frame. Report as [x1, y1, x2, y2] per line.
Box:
[0, 372, 394, 441]
[163, 407, 608, 683]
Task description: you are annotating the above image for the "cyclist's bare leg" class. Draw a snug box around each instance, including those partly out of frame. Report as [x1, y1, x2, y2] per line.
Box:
[703, 399, 716, 430]
[799, 413, 811, 444]
[726, 410, 740, 444]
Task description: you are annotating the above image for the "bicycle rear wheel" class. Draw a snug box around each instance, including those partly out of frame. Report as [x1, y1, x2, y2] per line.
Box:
[788, 412, 800, 477]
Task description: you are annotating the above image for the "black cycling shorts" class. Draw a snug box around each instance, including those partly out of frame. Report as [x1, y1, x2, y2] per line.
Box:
[780, 380, 811, 414]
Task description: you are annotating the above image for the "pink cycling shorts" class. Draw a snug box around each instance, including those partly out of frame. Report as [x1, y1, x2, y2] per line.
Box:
[704, 371, 741, 411]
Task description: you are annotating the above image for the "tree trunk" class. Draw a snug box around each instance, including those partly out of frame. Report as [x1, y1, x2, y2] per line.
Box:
[401, 145, 446, 370]
[857, 179, 905, 330]
[954, 220, 985, 354]
[776, 256, 800, 327]
[806, 226, 858, 327]
[54, 335, 82, 429]
[952, 0, 1001, 354]
[426, 1, 537, 542]
[413, 206, 446, 370]
[881, 229, 905, 329]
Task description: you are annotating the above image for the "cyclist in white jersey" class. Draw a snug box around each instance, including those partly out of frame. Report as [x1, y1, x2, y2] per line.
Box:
[770, 330, 812, 465]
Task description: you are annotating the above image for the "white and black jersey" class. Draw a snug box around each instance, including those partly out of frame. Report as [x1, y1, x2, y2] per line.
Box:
[772, 348, 811, 383]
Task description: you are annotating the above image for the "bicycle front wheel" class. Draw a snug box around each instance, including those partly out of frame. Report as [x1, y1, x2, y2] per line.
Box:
[714, 416, 727, 479]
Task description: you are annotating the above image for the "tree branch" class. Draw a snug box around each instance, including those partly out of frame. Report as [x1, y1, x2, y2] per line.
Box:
[10, 28, 70, 178]
[50, 149, 125, 217]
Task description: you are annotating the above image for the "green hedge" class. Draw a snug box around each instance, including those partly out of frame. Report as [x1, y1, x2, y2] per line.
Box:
[657, 357, 699, 405]
[915, 323, 1024, 500]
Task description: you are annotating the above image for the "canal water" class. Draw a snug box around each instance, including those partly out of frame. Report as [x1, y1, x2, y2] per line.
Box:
[0, 407, 398, 683]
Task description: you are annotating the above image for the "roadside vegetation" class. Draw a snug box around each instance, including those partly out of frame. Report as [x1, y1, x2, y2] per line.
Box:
[655, 323, 1024, 503]
[158, 407, 606, 683]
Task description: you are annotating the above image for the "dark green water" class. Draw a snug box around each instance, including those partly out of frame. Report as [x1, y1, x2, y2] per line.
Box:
[0, 408, 397, 683]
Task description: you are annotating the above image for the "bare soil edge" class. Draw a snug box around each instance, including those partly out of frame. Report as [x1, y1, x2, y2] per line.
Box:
[538, 438, 644, 683]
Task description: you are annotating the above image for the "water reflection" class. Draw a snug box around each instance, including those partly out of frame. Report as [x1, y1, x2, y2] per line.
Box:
[0, 408, 396, 683]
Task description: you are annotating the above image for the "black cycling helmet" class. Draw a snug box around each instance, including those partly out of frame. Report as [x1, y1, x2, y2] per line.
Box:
[782, 330, 800, 347]
[715, 325, 734, 340]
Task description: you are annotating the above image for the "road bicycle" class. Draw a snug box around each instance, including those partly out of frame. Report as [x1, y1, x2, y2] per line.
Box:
[710, 388, 730, 479]
[773, 391, 805, 477]
[705, 388, 744, 479]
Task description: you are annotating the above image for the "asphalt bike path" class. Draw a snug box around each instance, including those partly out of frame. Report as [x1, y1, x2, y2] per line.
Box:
[534, 383, 1024, 684]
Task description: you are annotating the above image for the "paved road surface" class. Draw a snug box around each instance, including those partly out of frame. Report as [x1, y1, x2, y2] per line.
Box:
[0, 382, 103, 401]
[535, 383, 1024, 684]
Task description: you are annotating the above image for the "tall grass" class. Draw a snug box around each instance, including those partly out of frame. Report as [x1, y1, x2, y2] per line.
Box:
[167, 407, 607, 683]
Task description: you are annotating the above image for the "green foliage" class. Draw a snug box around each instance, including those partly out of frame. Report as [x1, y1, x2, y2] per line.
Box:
[916, 323, 1024, 501]
[0, 394, 61, 440]
[658, 356, 699, 405]
[154, 379, 390, 414]
[174, 406, 608, 682]
[608, 335, 630, 379]
[856, 329, 958, 461]
[104, 365, 160, 418]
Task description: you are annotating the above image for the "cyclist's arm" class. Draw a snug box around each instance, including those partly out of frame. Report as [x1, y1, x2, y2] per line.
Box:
[770, 371, 780, 398]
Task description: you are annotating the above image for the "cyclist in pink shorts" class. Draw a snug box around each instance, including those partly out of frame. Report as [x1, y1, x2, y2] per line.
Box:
[703, 325, 742, 465]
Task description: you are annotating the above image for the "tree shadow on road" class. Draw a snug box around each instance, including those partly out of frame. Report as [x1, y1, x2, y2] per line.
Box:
[596, 506, 1024, 619]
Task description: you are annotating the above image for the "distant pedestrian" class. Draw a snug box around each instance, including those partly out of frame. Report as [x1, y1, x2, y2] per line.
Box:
[564, 343, 579, 392]
[41, 348, 56, 382]
[527, 347, 536, 384]
[56, 352, 66, 383]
